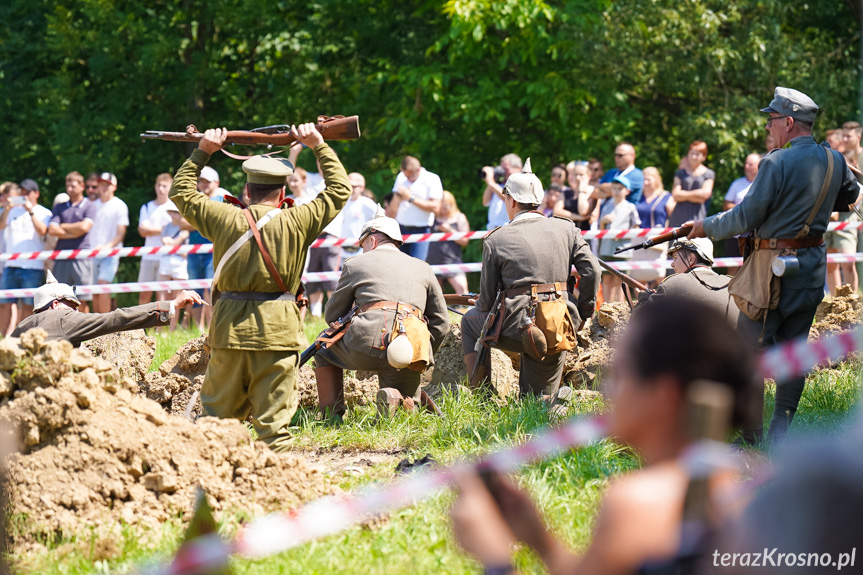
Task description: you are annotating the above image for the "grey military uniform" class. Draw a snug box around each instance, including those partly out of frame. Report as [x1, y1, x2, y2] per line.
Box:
[635, 267, 737, 327]
[462, 212, 601, 396]
[12, 302, 171, 347]
[315, 244, 449, 400]
[703, 135, 858, 440]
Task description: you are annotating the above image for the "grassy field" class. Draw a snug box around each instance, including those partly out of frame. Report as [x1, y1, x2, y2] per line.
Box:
[13, 326, 863, 575]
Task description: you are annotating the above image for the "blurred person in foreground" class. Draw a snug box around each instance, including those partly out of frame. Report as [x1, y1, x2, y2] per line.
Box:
[451, 298, 758, 575]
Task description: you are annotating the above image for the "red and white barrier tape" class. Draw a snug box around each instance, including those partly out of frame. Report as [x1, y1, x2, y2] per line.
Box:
[6, 254, 863, 299]
[145, 417, 608, 574]
[759, 325, 863, 382]
[6, 220, 863, 262]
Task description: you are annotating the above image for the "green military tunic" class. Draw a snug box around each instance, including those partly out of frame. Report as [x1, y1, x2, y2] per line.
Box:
[171, 145, 351, 351]
[170, 144, 351, 450]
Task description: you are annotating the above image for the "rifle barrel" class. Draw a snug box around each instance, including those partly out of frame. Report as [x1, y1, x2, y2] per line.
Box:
[596, 258, 652, 293]
[613, 224, 694, 255]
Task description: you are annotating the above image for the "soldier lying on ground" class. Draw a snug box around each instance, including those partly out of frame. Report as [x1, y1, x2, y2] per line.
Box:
[12, 270, 204, 346]
[450, 298, 759, 575]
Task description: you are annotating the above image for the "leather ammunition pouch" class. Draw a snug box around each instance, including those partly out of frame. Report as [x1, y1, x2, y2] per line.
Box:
[507, 282, 576, 360]
[359, 301, 431, 372]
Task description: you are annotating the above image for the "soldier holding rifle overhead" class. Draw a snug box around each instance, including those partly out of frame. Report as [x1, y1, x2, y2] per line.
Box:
[169, 124, 351, 452]
[687, 87, 860, 445]
[461, 159, 600, 412]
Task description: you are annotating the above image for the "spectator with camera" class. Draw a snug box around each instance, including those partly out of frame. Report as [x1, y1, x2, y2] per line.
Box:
[482, 154, 522, 230]
[0, 179, 52, 334]
[391, 156, 443, 261]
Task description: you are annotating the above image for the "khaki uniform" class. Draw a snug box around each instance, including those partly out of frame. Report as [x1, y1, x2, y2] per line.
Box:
[462, 212, 601, 395]
[170, 145, 351, 451]
[635, 267, 737, 327]
[315, 244, 449, 400]
[12, 302, 171, 346]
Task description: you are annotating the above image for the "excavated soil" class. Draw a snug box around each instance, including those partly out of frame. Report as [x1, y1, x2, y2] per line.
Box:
[0, 329, 329, 551]
[139, 335, 209, 418]
[565, 302, 631, 388]
[81, 329, 156, 382]
[810, 284, 863, 340]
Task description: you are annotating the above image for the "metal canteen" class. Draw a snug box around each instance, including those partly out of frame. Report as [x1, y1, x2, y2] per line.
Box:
[771, 255, 800, 277]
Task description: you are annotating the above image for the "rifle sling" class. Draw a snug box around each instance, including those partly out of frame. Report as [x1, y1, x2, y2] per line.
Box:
[795, 147, 835, 239]
[240, 207, 290, 294]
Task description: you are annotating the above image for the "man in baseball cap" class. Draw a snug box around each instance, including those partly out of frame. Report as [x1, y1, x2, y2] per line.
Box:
[12, 270, 203, 346]
[461, 158, 600, 419]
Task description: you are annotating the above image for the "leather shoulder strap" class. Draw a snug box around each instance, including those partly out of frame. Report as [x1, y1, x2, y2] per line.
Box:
[241, 207, 289, 293]
[797, 147, 835, 238]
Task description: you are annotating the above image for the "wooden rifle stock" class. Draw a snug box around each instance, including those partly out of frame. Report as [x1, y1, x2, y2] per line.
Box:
[299, 305, 359, 367]
[614, 223, 693, 255]
[595, 259, 652, 293]
[443, 293, 478, 306]
[141, 115, 361, 146]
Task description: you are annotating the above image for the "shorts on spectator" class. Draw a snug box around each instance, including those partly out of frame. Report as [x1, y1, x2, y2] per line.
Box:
[825, 229, 858, 252]
[95, 257, 120, 283]
[51, 260, 94, 301]
[0, 267, 45, 305]
[138, 259, 161, 283]
[159, 256, 189, 281]
[187, 253, 213, 306]
[306, 234, 340, 294]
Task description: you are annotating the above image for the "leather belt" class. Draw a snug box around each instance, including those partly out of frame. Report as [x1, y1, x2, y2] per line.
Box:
[357, 300, 423, 318]
[219, 291, 297, 302]
[756, 236, 824, 250]
[504, 282, 567, 298]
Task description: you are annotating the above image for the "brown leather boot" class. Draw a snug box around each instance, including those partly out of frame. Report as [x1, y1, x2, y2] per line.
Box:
[377, 387, 405, 417]
[420, 390, 443, 417]
[314, 366, 346, 421]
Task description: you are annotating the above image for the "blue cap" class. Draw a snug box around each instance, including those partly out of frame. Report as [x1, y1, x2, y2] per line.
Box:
[760, 87, 819, 123]
[612, 174, 631, 190]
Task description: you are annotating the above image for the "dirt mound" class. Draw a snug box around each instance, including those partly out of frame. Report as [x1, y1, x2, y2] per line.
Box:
[297, 366, 380, 409]
[139, 335, 209, 418]
[0, 329, 329, 550]
[565, 302, 630, 388]
[81, 329, 155, 382]
[810, 284, 863, 340]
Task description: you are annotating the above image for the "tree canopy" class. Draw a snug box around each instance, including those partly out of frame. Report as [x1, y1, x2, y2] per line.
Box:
[1, 0, 860, 231]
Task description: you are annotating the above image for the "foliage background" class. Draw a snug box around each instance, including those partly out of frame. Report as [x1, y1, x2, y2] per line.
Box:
[1, 0, 860, 246]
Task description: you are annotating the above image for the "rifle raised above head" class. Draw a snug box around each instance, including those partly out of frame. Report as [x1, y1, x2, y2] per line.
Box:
[614, 223, 694, 255]
[141, 115, 361, 147]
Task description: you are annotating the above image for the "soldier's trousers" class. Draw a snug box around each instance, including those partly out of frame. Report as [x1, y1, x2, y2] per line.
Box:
[315, 341, 422, 402]
[202, 348, 299, 452]
[737, 287, 822, 444]
[461, 307, 567, 397]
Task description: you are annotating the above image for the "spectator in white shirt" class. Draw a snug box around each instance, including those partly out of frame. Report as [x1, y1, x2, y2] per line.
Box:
[483, 153, 522, 230]
[339, 172, 379, 261]
[138, 173, 175, 305]
[90, 172, 129, 313]
[0, 179, 52, 333]
[391, 156, 443, 261]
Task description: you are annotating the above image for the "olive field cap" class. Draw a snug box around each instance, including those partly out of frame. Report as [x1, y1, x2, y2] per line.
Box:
[503, 158, 544, 205]
[33, 270, 80, 313]
[357, 210, 403, 245]
[19, 179, 39, 192]
[669, 237, 714, 265]
[199, 166, 220, 183]
[760, 87, 819, 123]
[242, 156, 294, 185]
[99, 172, 118, 186]
[612, 174, 632, 190]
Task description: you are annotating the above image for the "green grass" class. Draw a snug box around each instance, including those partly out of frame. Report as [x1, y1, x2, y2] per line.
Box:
[11, 330, 862, 575]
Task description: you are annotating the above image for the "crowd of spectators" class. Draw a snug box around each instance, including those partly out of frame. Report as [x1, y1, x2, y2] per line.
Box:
[2, 121, 861, 332]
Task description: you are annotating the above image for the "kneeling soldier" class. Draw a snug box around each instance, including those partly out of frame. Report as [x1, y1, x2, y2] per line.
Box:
[635, 238, 737, 327]
[461, 159, 601, 406]
[314, 214, 449, 418]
